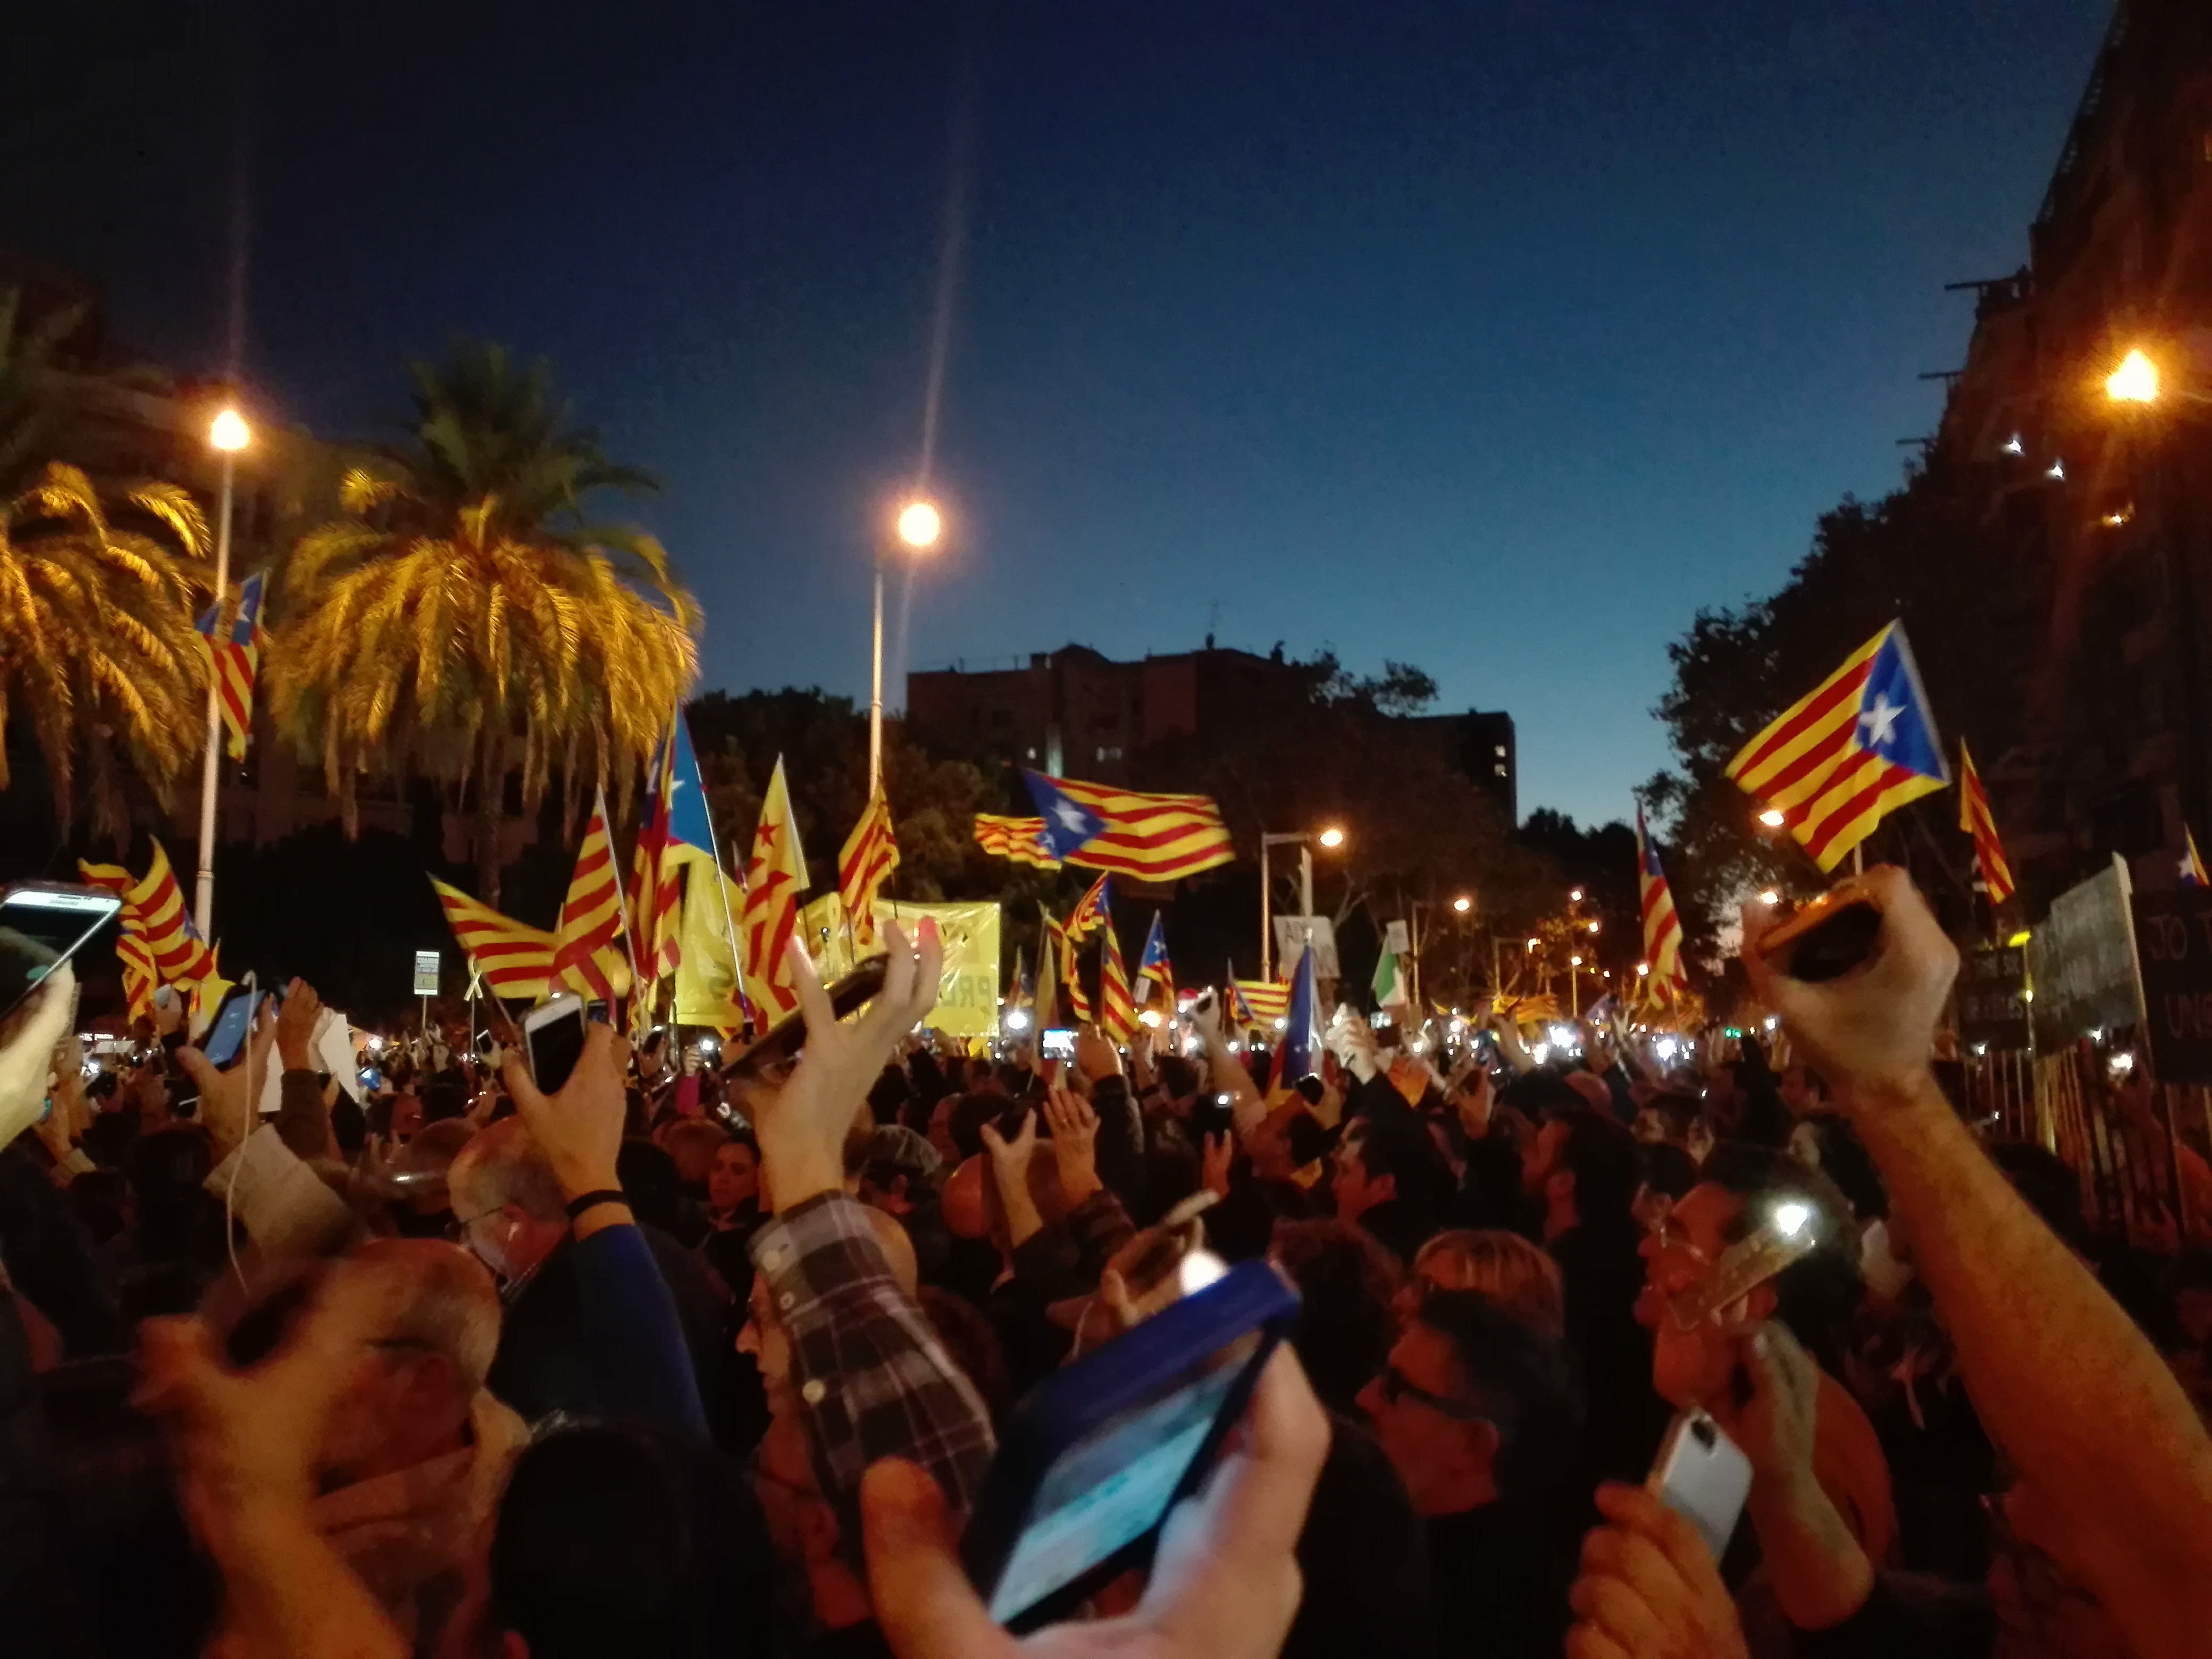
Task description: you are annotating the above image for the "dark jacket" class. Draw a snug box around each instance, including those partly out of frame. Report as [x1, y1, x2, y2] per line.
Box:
[1548, 1220, 1670, 1485]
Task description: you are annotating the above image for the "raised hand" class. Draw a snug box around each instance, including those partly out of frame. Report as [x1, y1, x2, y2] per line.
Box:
[275, 978, 322, 1071]
[1073, 1023, 1121, 1084]
[173, 994, 282, 1161]
[1566, 1484, 1749, 1659]
[862, 1346, 1330, 1659]
[501, 1020, 629, 1208]
[1043, 1083, 1102, 1206]
[1201, 1129, 1234, 1200]
[1739, 866, 1958, 1107]
[755, 920, 944, 1213]
[978, 1107, 1043, 1247]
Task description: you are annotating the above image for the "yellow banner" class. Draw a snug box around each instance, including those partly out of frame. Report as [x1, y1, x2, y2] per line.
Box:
[800, 892, 1004, 1037]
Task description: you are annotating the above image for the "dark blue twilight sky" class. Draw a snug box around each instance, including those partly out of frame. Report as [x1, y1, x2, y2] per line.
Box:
[8, 1, 2111, 827]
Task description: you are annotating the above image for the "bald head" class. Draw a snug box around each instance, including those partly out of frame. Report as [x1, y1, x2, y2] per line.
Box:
[448, 1117, 566, 1226]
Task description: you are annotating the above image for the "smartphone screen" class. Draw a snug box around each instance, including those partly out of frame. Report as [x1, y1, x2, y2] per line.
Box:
[526, 1007, 587, 1094]
[1041, 1028, 1076, 1061]
[200, 988, 257, 1068]
[985, 1330, 1261, 1626]
[0, 886, 122, 1023]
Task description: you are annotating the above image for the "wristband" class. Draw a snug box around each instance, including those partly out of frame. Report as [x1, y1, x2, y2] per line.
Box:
[564, 1189, 629, 1223]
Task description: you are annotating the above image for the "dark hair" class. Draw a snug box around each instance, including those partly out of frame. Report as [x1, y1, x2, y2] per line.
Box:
[867, 1062, 912, 1125]
[615, 1139, 683, 1234]
[1415, 1288, 1582, 1501]
[1345, 1111, 1448, 1211]
[1270, 1218, 1400, 1415]
[918, 1285, 1011, 1423]
[1644, 1092, 1701, 1142]
[1499, 1070, 1587, 1119]
[946, 1092, 1007, 1161]
[66, 1167, 130, 1245]
[1641, 1141, 1699, 1203]
[421, 1072, 469, 1124]
[1554, 1108, 1644, 1230]
[490, 1423, 778, 1659]
[1157, 1054, 1201, 1101]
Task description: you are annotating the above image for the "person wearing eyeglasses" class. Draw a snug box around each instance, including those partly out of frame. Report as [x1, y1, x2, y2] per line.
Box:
[1355, 1287, 1584, 1659]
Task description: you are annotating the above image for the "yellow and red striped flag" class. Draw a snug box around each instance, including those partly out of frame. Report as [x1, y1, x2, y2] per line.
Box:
[1050, 914, 1093, 1024]
[551, 787, 633, 1003]
[1725, 623, 1950, 872]
[741, 757, 809, 1021]
[1635, 807, 1687, 993]
[974, 814, 1061, 869]
[1021, 773, 1235, 881]
[1956, 741, 2016, 906]
[79, 840, 216, 987]
[838, 785, 900, 946]
[1064, 872, 1111, 938]
[429, 877, 557, 1001]
[1099, 918, 1136, 1043]
[1233, 979, 1291, 1025]
[191, 573, 267, 760]
[113, 931, 156, 1020]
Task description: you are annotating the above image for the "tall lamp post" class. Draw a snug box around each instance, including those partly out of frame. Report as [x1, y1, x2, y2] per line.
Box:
[872, 498, 941, 796]
[1259, 824, 1344, 979]
[192, 407, 251, 940]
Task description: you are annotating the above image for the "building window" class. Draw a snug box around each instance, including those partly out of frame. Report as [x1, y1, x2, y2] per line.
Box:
[1494, 763, 1507, 777]
[1026, 747, 1037, 760]
[1494, 744, 1507, 758]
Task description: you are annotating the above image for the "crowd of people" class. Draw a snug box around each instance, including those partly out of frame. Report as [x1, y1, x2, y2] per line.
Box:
[2, 864, 2210, 1658]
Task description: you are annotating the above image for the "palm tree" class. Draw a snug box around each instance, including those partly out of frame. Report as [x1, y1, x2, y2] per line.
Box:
[0, 289, 211, 836]
[268, 343, 701, 904]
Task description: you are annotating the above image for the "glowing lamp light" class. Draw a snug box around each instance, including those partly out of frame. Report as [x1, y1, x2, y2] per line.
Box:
[895, 499, 943, 549]
[1526, 937, 1539, 952]
[2001, 434, 2025, 456]
[1636, 962, 1650, 977]
[2106, 348, 2160, 405]
[1452, 895, 1472, 913]
[1758, 808, 1787, 828]
[1771, 1200, 1813, 1238]
[1272, 1016, 1288, 1032]
[1587, 920, 1601, 934]
[2110, 1051, 2137, 1074]
[1569, 887, 1585, 903]
[1569, 954, 1583, 968]
[1138, 1008, 1163, 1028]
[2046, 458, 2066, 481]
[1757, 889, 1781, 907]
[1004, 1009, 1033, 1033]
[1318, 825, 1346, 849]
[208, 408, 251, 451]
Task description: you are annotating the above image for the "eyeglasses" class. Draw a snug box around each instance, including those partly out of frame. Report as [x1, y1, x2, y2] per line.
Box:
[1376, 1363, 1487, 1422]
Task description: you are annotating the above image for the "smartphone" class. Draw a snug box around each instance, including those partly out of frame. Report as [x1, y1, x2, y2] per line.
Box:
[0, 883, 123, 1024]
[199, 977, 261, 1068]
[1759, 887, 1883, 984]
[359, 1066, 384, 1092]
[522, 992, 589, 1094]
[962, 1257, 1300, 1631]
[1648, 1409, 1753, 1563]
[722, 956, 892, 1079]
[1041, 1028, 1076, 1061]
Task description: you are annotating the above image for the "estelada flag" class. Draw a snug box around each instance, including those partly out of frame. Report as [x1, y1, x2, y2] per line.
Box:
[1135, 912, 1173, 1007]
[1099, 917, 1137, 1044]
[1065, 873, 1111, 939]
[1020, 772, 1234, 881]
[79, 839, 215, 986]
[1725, 622, 1949, 872]
[430, 877, 557, 1000]
[632, 713, 715, 984]
[1048, 912, 1093, 1024]
[838, 785, 900, 946]
[1956, 742, 2016, 906]
[551, 786, 633, 1003]
[192, 572, 267, 761]
[1635, 807, 1687, 992]
[741, 757, 809, 1020]
[974, 814, 1061, 869]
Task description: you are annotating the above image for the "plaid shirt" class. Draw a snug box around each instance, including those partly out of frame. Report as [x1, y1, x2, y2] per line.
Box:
[751, 1193, 996, 1523]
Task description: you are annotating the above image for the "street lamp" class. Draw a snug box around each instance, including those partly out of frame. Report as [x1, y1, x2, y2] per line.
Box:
[1568, 887, 1585, 903]
[1758, 808, 1786, 828]
[2106, 348, 2160, 405]
[1452, 895, 1471, 913]
[1259, 826, 1345, 979]
[193, 406, 252, 940]
[871, 498, 942, 795]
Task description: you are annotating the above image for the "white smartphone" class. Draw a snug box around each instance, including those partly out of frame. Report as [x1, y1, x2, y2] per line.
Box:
[0, 883, 123, 1023]
[521, 992, 588, 1094]
[1647, 1409, 1753, 1563]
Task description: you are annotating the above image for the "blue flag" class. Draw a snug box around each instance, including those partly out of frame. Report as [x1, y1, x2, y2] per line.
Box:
[1282, 937, 1322, 1081]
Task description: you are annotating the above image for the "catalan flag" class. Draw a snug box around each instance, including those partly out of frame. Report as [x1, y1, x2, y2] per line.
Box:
[192, 571, 267, 761]
[1135, 912, 1174, 1008]
[2185, 828, 2208, 889]
[1099, 917, 1137, 1044]
[1049, 912, 1093, 1024]
[1234, 979, 1290, 1026]
[838, 784, 900, 946]
[113, 931, 156, 1020]
[1065, 873, 1111, 939]
[974, 814, 1061, 869]
[79, 840, 216, 986]
[551, 786, 634, 1004]
[1020, 772, 1235, 881]
[429, 877, 558, 1000]
[631, 714, 715, 985]
[1956, 741, 2016, 906]
[1724, 622, 1950, 873]
[1635, 807, 1687, 993]
[741, 757, 809, 1021]
[1034, 909, 1061, 1028]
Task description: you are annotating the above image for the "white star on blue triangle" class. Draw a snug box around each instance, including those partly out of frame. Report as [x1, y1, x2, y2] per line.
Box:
[1023, 771, 1106, 858]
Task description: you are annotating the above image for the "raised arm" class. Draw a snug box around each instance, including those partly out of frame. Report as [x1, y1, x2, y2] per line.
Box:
[1745, 867, 2212, 1659]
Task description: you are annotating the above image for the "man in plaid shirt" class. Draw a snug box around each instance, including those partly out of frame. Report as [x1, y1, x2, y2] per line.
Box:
[742, 920, 996, 1537]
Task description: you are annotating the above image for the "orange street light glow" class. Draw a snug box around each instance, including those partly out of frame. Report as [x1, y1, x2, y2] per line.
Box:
[1758, 808, 1786, 828]
[209, 408, 251, 451]
[1318, 826, 1346, 849]
[1452, 895, 1472, 913]
[2106, 348, 2159, 405]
